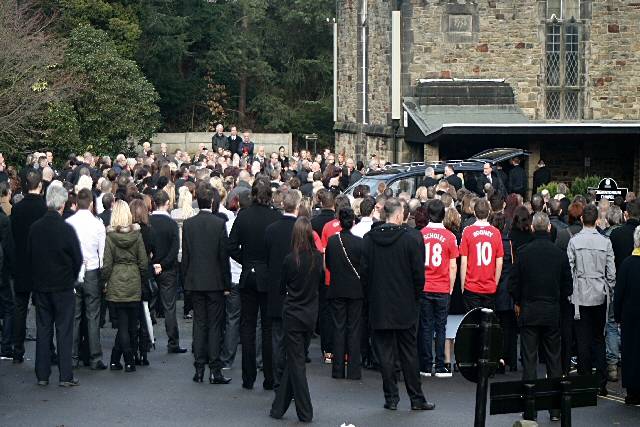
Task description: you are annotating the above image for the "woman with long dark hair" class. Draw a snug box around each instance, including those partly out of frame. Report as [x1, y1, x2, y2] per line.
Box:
[510, 205, 534, 258]
[270, 217, 323, 423]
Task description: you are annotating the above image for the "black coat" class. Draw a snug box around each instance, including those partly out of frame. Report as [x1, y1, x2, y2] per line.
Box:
[325, 231, 363, 300]
[229, 204, 282, 292]
[27, 210, 83, 293]
[422, 177, 438, 188]
[361, 224, 425, 330]
[613, 255, 640, 390]
[532, 166, 551, 194]
[212, 133, 227, 151]
[181, 211, 231, 292]
[495, 232, 514, 312]
[281, 251, 323, 332]
[446, 174, 463, 191]
[300, 182, 314, 198]
[0, 207, 14, 281]
[11, 194, 47, 292]
[264, 215, 297, 318]
[98, 209, 112, 228]
[507, 165, 527, 196]
[508, 233, 573, 327]
[227, 135, 242, 155]
[149, 213, 179, 271]
[477, 172, 506, 197]
[609, 218, 640, 270]
[311, 208, 335, 236]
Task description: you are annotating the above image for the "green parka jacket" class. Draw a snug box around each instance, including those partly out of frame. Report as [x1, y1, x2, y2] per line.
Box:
[102, 224, 148, 303]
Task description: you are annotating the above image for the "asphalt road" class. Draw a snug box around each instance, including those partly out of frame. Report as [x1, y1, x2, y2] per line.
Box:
[1, 302, 638, 427]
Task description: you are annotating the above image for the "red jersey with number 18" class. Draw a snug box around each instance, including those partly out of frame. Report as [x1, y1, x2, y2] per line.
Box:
[459, 223, 504, 294]
[421, 223, 459, 294]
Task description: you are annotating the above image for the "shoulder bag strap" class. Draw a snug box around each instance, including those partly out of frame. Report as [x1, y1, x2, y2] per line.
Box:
[337, 233, 360, 280]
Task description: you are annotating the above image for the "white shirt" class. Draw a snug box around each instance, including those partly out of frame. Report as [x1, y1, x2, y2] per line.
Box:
[66, 209, 106, 270]
[220, 206, 242, 284]
[96, 193, 105, 214]
[351, 216, 374, 238]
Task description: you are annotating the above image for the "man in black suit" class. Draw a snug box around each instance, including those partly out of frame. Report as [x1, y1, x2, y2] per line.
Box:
[227, 126, 242, 155]
[509, 212, 573, 422]
[361, 199, 435, 411]
[265, 190, 302, 389]
[150, 190, 185, 353]
[28, 183, 83, 386]
[476, 162, 506, 197]
[11, 169, 47, 363]
[182, 184, 232, 384]
[0, 200, 13, 358]
[310, 189, 335, 236]
[98, 193, 113, 227]
[229, 177, 282, 390]
[507, 157, 527, 198]
[422, 167, 438, 188]
[444, 165, 463, 191]
[532, 159, 551, 196]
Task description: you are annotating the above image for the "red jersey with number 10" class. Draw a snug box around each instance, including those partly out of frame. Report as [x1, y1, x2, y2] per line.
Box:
[421, 224, 459, 294]
[459, 223, 504, 294]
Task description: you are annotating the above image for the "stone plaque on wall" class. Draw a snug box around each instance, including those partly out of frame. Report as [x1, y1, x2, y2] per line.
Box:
[442, 2, 479, 43]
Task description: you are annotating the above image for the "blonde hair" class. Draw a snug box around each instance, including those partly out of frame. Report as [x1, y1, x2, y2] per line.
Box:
[210, 177, 227, 202]
[177, 185, 194, 219]
[110, 200, 133, 228]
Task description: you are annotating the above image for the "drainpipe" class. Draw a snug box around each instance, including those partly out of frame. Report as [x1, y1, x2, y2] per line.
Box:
[391, 3, 402, 163]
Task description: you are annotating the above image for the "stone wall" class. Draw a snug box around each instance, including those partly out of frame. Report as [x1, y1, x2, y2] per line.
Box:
[150, 132, 292, 156]
[587, 1, 640, 120]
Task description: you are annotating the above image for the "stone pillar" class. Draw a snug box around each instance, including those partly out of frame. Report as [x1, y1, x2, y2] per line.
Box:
[528, 141, 541, 196]
[634, 143, 640, 195]
[424, 142, 440, 162]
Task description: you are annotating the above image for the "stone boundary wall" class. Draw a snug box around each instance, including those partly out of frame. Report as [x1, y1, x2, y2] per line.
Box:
[149, 132, 292, 156]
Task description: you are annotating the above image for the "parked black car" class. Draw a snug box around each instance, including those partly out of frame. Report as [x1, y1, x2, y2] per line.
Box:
[344, 148, 530, 197]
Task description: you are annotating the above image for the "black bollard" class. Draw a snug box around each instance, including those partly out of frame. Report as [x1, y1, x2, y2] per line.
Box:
[560, 380, 572, 427]
[474, 308, 493, 427]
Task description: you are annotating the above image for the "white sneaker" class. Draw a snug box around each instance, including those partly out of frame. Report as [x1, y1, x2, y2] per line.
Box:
[420, 371, 432, 377]
[434, 368, 452, 378]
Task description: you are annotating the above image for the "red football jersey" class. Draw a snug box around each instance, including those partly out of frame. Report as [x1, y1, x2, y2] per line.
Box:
[321, 219, 341, 286]
[459, 223, 504, 294]
[421, 224, 459, 294]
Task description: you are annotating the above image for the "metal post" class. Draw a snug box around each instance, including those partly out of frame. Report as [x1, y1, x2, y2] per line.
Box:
[474, 308, 493, 427]
[523, 383, 536, 421]
[561, 380, 572, 427]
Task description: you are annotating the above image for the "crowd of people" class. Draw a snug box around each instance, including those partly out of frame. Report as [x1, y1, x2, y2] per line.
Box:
[0, 125, 639, 423]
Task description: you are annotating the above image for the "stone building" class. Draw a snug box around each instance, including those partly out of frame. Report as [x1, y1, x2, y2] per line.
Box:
[334, 0, 640, 192]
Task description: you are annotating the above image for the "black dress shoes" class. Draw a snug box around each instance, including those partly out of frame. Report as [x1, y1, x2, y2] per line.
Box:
[193, 367, 205, 383]
[91, 361, 107, 370]
[140, 353, 149, 366]
[110, 362, 123, 371]
[384, 402, 398, 411]
[411, 401, 436, 411]
[209, 371, 231, 384]
[124, 364, 136, 372]
[168, 347, 188, 354]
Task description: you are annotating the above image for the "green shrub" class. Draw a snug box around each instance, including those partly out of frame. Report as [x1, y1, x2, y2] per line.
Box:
[569, 175, 601, 199]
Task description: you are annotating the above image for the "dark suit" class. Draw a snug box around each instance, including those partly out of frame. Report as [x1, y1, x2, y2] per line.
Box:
[28, 210, 82, 383]
[507, 165, 527, 197]
[0, 207, 13, 355]
[446, 174, 463, 191]
[212, 133, 227, 151]
[325, 231, 364, 379]
[271, 251, 323, 423]
[227, 135, 242, 155]
[229, 203, 282, 389]
[182, 210, 231, 371]
[477, 172, 506, 197]
[149, 212, 180, 351]
[10, 193, 47, 359]
[265, 215, 296, 388]
[509, 232, 572, 392]
[421, 177, 438, 188]
[532, 166, 551, 195]
[311, 208, 336, 355]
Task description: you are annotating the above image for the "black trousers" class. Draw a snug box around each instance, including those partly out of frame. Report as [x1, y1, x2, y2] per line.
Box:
[463, 291, 496, 312]
[240, 285, 273, 388]
[331, 298, 363, 379]
[12, 291, 31, 358]
[497, 310, 518, 369]
[192, 291, 225, 371]
[271, 330, 313, 422]
[111, 304, 138, 365]
[520, 325, 563, 381]
[318, 284, 333, 355]
[34, 290, 74, 382]
[272, 318, 286, 389]
[560, 300, 575, 376]
[372, 327, 426, 405]
[156, 269, 180, 350]
[574, 304, 607, 387]
[0, 278, 14, 354]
